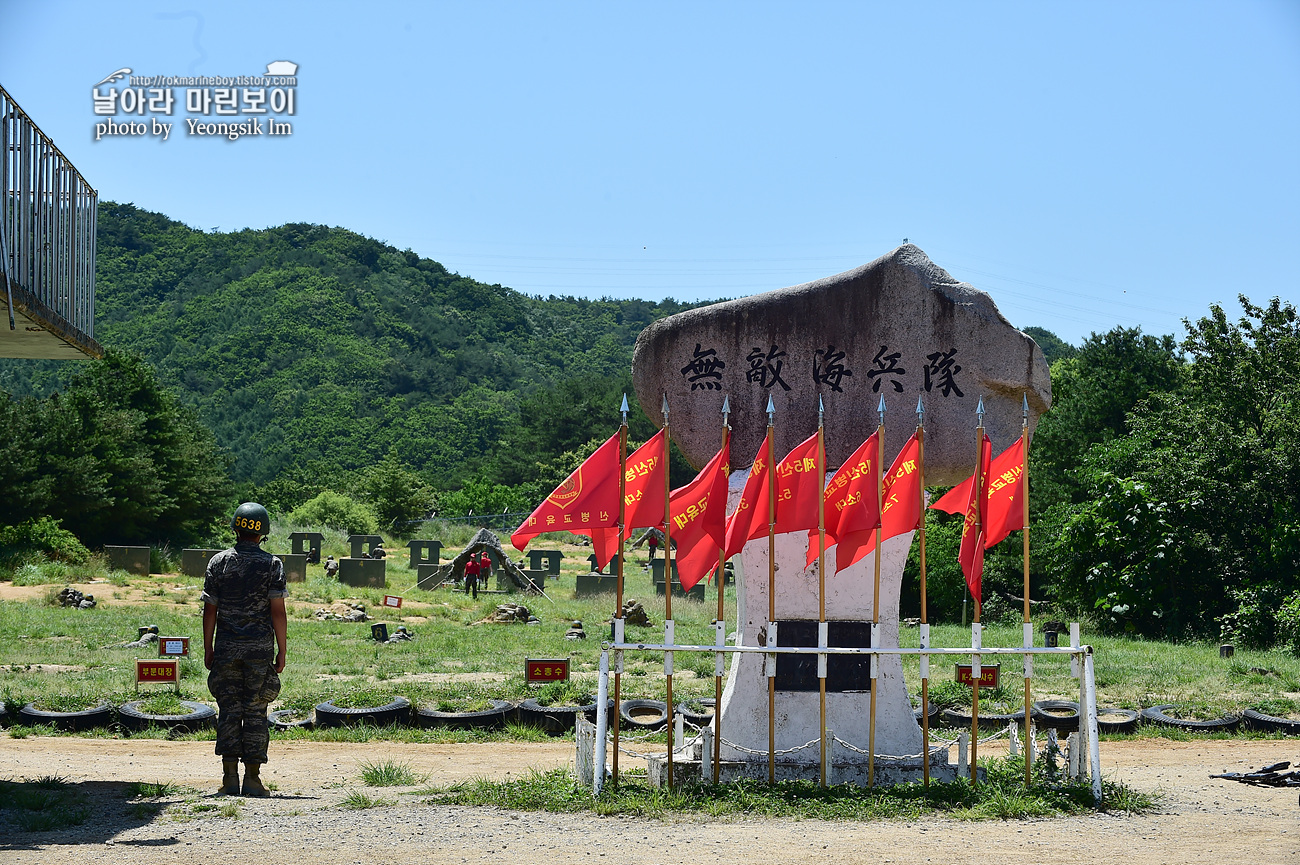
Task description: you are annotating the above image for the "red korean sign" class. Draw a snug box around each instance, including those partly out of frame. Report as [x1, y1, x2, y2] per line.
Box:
[954, 664, 1000, 689]
[383, 595, 402, 609]
[158, 636, 190, 657]
[137, 659, 180, 684]
[526, 658, 570, 683]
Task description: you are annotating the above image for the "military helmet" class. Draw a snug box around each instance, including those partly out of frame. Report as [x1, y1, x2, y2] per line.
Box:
[230, 502, 270, 536]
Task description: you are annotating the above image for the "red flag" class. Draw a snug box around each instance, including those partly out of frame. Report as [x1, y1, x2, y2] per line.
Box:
[805, 430, 880, 568]
[832, 432, 923, 573]
[588, 430, 668, 567]
[723, 441, 772, 560]
[774, 431, 822, 533]
[982, 435, 1025, 549]
[511, 432, 620, 553]
[957, 433, 993, 602]
[931, 434, 1025, 550]
[668, 442, 730, 591]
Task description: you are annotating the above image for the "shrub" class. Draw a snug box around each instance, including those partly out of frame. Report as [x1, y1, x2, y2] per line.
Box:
[0, 517, 90, 568]
[1276, 591, 1300, 656]
[288, 491, 379, 534]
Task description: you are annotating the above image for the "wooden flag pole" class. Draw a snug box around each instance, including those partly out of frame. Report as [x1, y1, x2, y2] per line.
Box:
[766, 396, 777, 785]
[971, 398, 986, 785]
[714, 397, 730, 784]
[817, 397, 828, 788]
[612, 395, 629, 785]
[662, 395, 675, 789]
[868, 394, 885, 788]
[917, 396, 930, 787]
[1021, 394, 1033, 786]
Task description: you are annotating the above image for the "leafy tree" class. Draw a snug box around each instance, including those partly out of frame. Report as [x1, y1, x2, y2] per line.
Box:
[361, 451, 434, 531]
[1022, 327, 1077, 365]
[1030, 326, 1184, 513]
[1040, 297, 1300, 640]
[0, 350, 231, 547]
[287, 491, 379, 534]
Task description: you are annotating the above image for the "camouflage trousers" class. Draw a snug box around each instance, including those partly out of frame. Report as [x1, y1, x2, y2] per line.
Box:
[208, 658, 281, 764]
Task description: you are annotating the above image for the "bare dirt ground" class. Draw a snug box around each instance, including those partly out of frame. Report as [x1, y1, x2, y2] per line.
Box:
[2, 735, 1298, 864]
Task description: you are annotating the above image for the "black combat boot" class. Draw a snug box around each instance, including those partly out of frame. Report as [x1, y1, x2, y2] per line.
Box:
[219, 758, 240, 795]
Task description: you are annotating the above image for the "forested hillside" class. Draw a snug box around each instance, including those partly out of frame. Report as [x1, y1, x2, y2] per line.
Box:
[0, 202, 703, 508]
[3, 202, 1297, 645]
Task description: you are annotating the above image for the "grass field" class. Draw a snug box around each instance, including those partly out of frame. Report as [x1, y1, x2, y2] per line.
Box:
[3, 526, 1299, 733]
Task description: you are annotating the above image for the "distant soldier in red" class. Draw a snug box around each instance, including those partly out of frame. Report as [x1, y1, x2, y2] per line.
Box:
[647, 533, 659, 566]
[464, 555, 480, 599]
[479, 551, 492, 587]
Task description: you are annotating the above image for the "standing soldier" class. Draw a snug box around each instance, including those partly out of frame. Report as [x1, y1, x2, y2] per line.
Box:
[202, 502, 287, 797]
[464, 554, 480, 599]
[479, 551, 492, 587]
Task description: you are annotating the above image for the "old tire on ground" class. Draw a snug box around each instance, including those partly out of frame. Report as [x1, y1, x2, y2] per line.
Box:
[674, 698, 716, 728]
[314, 696, 411, 729]
[268, 709, 315, 731]
[118, 700, 216, 735]
[1242, 708, 1300, 735]
[913, 700, 941, 724]
[1031, 700, 1080, 732]
[1095, 707, 1140, 734]
[17, 702, 114, 732]
[517, 696, 611, 734]
[941, 706, 1025, 730]
[619, 699, 669, 730]
[414, 700, 515, 730]
[1140, 704, 1239, 732]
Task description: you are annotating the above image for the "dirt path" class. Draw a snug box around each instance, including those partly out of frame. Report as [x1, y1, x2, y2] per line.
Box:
[3, 736, 1298, 864]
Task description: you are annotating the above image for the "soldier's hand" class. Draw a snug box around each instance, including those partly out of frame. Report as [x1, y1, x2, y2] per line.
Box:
[275, 651, 286, 674]
[204, 647, 214, 670]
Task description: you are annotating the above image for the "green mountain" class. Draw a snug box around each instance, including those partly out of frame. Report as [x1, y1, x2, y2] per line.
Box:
[1, 203, 708, 508]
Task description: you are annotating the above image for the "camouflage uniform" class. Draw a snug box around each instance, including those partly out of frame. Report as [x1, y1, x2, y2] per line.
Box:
[201, 542, 287, 764]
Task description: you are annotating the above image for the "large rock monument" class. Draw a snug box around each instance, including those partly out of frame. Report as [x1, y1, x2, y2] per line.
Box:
[631, 244, 1051, 783]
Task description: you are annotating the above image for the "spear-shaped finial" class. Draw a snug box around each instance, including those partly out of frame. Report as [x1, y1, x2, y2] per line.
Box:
[620, 393, 629, 426]
[662, 394, 670, 426]
[766, 394, 775, 425]
[916, 394, 925, 424]
[976, 395, 986, 427]
[877, 393, 886, 425]
[722, 394, 730, 428]
[1022, 392, 1029, 423]
[818, 395, 825, 427]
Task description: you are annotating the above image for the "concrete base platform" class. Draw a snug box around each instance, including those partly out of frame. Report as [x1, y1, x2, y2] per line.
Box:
[646, 750, 970, 787]
[180, 548, 222, 578]
[574, 573, 619, 595]
[105, 545, 151, 576]
[416, 563, 443, 590]
[338, 558, 386, 588]
[278, 553, 307, 583]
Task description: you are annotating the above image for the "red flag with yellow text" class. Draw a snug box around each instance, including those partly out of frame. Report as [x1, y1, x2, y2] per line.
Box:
[774, 432, 823, 533]
[723, 441, 772, 560]
[588, 430, 668, 567]
[832, 432, 923, 573]
[956, 433, 992, 602]
[930, 434, 1025, 550]
[511, 432, 621, 553]
[805, 430, 880, 568]
[669, 442, 730, 591]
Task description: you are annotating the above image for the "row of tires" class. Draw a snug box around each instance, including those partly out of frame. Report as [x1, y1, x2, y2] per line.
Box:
[0, 696, 718, 737]
[7, 698, 1298, 736]
[921, 700, 1300, 735]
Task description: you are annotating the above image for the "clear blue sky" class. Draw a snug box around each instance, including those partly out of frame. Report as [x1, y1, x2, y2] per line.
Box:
[3, 1, 1297, 345]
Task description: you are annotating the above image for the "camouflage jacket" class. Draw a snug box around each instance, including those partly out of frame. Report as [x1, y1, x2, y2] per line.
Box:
[201, 542, 288, 659]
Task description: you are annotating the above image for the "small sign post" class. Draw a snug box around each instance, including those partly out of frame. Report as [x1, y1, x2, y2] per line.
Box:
[954, 663, 1000, 689]
[136, 659, 181, 693]
[158, 636, 190, 657]
[383, 595, 402, 609]
[526, 658, 570, 683]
